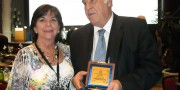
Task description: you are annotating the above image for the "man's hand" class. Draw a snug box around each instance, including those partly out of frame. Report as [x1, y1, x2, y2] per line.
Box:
[72, 71, 87, 90]
[107, 80, 122, 90]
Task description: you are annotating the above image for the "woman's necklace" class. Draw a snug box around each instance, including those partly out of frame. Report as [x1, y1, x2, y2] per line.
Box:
[50, 52, 58, 64]
[44, 50, 55, 57]
[35, 42, 61, 89]
[37, 43, 58, 64]
[43, 46, 58, 64]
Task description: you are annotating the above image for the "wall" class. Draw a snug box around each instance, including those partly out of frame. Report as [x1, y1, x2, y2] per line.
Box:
[0, 0, 29, 41]
[0, 0, 179, 41]
[11, 0, 25, 28]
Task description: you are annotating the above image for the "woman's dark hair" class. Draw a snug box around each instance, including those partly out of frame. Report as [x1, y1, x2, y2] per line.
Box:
[30, 4, 64, 43]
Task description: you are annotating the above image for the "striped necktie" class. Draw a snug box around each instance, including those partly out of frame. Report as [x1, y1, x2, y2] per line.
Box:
[94, 29, 106, 62]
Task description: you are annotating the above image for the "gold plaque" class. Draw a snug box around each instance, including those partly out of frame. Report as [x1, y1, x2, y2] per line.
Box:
[85, 61, 115, 89]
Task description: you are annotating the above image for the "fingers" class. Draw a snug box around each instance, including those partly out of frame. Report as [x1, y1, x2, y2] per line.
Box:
[107, 80, 122, 90]
[72, 71, 87, 89]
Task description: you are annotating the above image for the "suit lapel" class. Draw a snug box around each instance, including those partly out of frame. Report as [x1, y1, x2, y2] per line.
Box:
[86, 24, 94, 61]
[106, 14, 124, 63]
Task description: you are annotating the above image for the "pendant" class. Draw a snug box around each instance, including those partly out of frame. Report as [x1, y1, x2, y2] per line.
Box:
[51, 83, 64, 90]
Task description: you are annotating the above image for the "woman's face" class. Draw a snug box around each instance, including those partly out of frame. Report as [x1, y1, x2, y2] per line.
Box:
[34, 11, 60, 41]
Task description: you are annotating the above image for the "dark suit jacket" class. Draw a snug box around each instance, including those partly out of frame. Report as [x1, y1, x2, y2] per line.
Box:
[70, 13, 162, 90]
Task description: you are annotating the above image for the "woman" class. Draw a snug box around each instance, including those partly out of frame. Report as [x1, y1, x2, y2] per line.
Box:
[6, 4, 74, 90]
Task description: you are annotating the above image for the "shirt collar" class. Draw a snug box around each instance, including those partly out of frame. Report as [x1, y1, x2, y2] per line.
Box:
[94, 13, 114, 33]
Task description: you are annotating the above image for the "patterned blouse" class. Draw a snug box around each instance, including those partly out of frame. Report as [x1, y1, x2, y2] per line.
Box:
[6, 43, 74, 90]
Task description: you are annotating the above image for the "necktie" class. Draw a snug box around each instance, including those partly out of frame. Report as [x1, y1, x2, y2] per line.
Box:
[94, 29, 106, 62]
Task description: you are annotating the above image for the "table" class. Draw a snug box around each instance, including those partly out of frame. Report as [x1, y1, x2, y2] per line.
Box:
[0, 63, 12, 67]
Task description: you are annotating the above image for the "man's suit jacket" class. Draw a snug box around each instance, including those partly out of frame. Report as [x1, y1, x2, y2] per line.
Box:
[70, 13, 162, 90]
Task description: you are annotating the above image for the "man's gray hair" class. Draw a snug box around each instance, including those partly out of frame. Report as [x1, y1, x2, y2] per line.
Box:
[82, 0, 109, 4]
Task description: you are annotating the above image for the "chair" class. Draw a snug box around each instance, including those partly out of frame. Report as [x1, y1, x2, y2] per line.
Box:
[0, 81, 7, 90]
[0, 34, 8, 52]
[162, 76, 178, 90]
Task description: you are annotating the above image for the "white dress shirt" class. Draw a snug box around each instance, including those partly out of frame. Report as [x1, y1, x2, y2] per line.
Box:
[91, 13, 114, 61]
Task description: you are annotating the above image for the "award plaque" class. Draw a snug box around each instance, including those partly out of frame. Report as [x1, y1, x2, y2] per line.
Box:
[85, 61, 115, 89]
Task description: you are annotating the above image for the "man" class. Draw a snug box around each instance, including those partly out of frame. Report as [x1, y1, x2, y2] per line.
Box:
[70, 0, 162, 90]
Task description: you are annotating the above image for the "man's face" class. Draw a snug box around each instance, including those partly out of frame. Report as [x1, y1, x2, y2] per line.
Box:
[83, 0, 112, 27]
